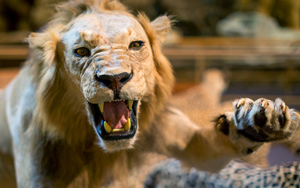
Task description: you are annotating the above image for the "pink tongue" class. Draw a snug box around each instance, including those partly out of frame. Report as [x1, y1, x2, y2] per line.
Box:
[103, 101, 129, 129]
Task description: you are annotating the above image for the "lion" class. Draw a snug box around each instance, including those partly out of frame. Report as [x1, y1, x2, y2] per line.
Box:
[0, 0, 299, 187]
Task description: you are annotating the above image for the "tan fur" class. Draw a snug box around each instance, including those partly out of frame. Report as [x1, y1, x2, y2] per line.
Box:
[0, 0, 175, 186]
[0, 0, 299, 187]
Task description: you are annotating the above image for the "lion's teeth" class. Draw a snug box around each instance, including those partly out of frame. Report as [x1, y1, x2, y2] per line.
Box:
[98, 103, 104, 113]
[114, 99, 125, 102]
[128, 100, 133, 110]
[104, 121, 112, 133]
[124, 118, 131, 131]
[112, 128, 125, 133]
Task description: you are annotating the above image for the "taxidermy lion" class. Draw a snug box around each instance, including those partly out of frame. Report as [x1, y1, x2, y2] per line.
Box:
[0, 0, 299, 187]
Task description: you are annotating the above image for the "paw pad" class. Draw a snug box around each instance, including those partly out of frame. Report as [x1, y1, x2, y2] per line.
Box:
[214, 115, 229, 135]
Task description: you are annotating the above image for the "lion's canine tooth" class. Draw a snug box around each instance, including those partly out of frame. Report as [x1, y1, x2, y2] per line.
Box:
[124, 118, 131, 131]
[98, 103, 104, 113]
[128, 100, 133, 110]
[112, 128, 125, 133]
[104, 121, 112, 133]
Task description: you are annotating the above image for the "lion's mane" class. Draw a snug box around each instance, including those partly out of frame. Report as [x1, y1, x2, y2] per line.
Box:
[27, 0, 174, 146]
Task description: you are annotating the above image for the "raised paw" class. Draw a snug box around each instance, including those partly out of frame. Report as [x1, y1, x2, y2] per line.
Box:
[232, 98, 300, 142]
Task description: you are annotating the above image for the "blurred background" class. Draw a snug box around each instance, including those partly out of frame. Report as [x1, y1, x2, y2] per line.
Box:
[0, 0, 300, 165]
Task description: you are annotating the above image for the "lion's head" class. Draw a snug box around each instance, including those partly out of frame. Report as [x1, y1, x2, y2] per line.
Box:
[28, 0, 174, 152]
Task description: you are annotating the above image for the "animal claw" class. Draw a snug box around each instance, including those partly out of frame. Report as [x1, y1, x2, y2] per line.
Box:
[281, 102, 286, 112]
[261, 100, 268, 109]
[237, 98, 246, 108]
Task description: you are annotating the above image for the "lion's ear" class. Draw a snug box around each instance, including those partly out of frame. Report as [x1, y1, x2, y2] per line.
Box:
[28, 30, 63, 66]
[28, 32, 49, 49]
[150, 16, 172, 43]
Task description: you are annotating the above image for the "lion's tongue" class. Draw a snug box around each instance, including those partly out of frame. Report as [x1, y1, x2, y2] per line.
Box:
[103, 101, 129, 129]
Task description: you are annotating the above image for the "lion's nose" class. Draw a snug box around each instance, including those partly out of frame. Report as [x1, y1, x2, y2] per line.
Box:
[95, 71, 133, 91]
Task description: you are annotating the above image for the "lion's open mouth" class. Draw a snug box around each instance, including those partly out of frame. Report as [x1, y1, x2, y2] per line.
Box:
[88, 100, 138, 140]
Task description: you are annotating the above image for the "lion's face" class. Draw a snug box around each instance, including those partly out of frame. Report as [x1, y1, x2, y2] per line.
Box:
[30, 1, 172, 152]
[60, 12, 155, 151]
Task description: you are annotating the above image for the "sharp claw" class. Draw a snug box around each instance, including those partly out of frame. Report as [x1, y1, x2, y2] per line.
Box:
[281, 102, 286, 112]
[218, 118, 224, 124]
[237, 98, 246, 108]
[261, 100, 268, 109]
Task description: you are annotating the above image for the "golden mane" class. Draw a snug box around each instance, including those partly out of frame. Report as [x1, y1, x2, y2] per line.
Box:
[51, 0, 128, 27]
[26, 0, 174, 144]
[137, 13, 174, 130]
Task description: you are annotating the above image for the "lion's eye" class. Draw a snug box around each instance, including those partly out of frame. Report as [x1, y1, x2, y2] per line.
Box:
[129, 41, 144, 50]
[74, 47, 90, 57]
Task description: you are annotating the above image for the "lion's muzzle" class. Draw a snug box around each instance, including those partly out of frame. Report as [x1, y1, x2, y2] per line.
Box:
[95, 71, 133, 99]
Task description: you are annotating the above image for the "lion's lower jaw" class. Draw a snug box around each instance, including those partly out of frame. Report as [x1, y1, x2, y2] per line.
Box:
[97, 136, 137, 153]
